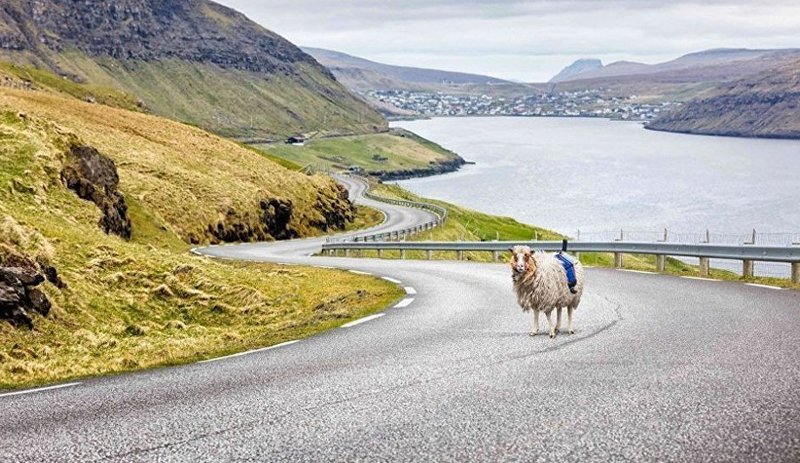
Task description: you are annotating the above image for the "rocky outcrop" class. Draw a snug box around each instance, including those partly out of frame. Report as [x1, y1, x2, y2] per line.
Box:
[60, 144, 132, 239]
[0, 266, 51, 329]
[368, 158, 469, 181]
[205, 184, 356, 244]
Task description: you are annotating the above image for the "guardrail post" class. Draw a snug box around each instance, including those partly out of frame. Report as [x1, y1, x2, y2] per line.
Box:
[656, 255, 666, 272]
[358, 249, 364, 258]
[492, 251, 499, 262]
[344, 249, 350, 258]
[457, 250, 464, 261]
[699, 257, 710, 277]
[793, 263, 800, 284]
[400, 250, 406, 259]
[614, 253, 623, 268]
[427, 250, 433, 260]
[378, 249, 383, 258]
[743, 260, 754, 278]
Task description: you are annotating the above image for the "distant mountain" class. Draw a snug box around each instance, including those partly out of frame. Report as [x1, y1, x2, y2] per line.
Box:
[551, 48, 800, 86]
[549, 59, 603, 83]
[647, 59, 800, 139]
[0, 0, 384, 140]
[302, 47, 520, 93]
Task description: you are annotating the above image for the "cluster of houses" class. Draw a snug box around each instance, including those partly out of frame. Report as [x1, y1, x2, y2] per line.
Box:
[365, 89, 681, 121]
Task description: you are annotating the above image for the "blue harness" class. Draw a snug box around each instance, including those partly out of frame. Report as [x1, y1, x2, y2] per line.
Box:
[555, 253, 578, 294]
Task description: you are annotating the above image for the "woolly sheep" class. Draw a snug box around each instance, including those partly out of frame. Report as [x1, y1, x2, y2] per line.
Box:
[509, 245, 585, 338]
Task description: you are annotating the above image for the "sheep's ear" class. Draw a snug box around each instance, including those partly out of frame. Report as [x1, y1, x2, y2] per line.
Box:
[508, 247, 515, 253]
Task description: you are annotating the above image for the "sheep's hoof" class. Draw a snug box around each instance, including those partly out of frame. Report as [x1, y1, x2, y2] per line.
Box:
[529, 332, 537, 337]
[549, 333, 556, 339]
[568, 329, 576, 335]
[555, 328, 560, 334]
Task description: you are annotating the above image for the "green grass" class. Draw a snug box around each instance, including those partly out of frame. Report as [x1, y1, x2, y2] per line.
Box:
[0, 87, 403, 390]
[29, 51, 386, 140]
[353, 183, 799, 290]
[0, 61, 143, 112]
[262, 130, 461, 174]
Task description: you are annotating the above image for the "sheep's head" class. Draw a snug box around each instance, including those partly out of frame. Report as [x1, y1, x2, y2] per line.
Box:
[509, 245, 536, 277]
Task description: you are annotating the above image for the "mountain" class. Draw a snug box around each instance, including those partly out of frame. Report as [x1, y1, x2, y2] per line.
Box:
[551, 49, 796, 84]
[646, 59, 800, 139]
[0, 0, 385, 140]
[302, 47, 523, 94]
[549, 59, 603, 83]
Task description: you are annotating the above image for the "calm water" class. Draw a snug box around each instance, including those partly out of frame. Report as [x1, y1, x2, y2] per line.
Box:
[393, 117, 800, 244]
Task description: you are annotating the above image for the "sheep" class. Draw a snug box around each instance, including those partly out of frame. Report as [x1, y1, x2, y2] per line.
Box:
[509, 245, 584, 338]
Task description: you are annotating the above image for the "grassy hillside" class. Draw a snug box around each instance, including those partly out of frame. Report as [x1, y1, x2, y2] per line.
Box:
[0, 83, 402, 389]
[262, 129, 465, 179]
[1, 86, 365, 244]
[0, 0, 386, 140]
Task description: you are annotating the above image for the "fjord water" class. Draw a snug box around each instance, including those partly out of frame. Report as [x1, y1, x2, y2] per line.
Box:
[393, 117, 800, 242]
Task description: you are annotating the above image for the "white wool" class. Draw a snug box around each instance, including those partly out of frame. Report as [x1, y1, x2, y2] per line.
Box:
[512, 248, 584, 314]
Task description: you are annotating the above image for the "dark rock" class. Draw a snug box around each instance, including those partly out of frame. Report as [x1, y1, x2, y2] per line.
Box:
[0, 267, 44, 287]
[0, 271, 31, 328]
[26, 289, 51, 317]
[260, 198, 294, 240]
[61, 144, 132, 239]
[42, 265, 64, 288]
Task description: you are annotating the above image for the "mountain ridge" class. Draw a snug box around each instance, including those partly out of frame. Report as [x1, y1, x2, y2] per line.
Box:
[0, 0, 385, 139]
[302, 46, 522, 93]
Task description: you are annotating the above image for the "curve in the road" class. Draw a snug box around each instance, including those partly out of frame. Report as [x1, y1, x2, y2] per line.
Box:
[2, 176, 799, 462]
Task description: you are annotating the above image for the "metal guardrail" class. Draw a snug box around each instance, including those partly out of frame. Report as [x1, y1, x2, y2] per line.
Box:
[321, 240, 800, 283]
[343, 182, 448, 243]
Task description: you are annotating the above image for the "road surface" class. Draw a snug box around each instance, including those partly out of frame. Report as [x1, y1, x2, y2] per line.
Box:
[2, 176, 799, 462]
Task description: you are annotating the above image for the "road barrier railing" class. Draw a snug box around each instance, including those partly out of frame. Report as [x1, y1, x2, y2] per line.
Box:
[321, 240, 800, 284]
[333, 180, 448, 243]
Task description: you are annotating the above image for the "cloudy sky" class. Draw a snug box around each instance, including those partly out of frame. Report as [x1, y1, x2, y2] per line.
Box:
[216, 0, 800, 82]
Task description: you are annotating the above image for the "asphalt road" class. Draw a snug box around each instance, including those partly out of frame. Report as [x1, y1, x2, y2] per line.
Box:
[2, 176, 799, 462]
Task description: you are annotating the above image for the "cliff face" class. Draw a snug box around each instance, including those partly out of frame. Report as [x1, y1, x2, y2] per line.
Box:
[647, 59, 800, 139]
[1, 0, 320, 75]
[0, 0, 385, 139]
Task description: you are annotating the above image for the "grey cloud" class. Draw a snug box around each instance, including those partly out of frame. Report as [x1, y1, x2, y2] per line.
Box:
[217, 0, 800, 81]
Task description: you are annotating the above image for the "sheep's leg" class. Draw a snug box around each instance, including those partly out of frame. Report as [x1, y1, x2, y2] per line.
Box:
[555, 307, 562, 334]
[546, 310, 556, 339]
[568, 306, 575, 334]
[530, 309, 539, 336]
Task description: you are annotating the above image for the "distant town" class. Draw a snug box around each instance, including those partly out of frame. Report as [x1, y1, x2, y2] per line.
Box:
[365, 89, 682, 121]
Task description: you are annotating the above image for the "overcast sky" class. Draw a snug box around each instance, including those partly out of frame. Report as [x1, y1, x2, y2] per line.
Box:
[216, 0, 800, 82]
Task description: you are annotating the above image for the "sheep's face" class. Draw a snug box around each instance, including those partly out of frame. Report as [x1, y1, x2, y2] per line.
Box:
[509, 245, 536, 276]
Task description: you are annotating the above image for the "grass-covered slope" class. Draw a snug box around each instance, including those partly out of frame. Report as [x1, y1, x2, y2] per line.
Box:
[0, 83, 402, 389]
[263, 129, 466, 179]
[0, 0, 386, 140]
[1, 86, 358, 244]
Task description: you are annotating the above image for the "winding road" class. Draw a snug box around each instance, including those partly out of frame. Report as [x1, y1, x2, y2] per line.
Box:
[2, 176, 799, 462]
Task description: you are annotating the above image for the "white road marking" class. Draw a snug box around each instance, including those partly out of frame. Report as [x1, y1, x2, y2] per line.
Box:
[405, 286, 417, 295]
[682, 276, 719, 282]
[0, 382, 80, 398]
[315, 266, 334, 269]
[394, 298, 415, 308]
[746, 283, 783, 290]
[382, 277, 402, 284]
[618, 269, 655, 274]
[349, 270, 371, 275]
[342, 313, 385, 328]
[198, 340, 300, 364]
